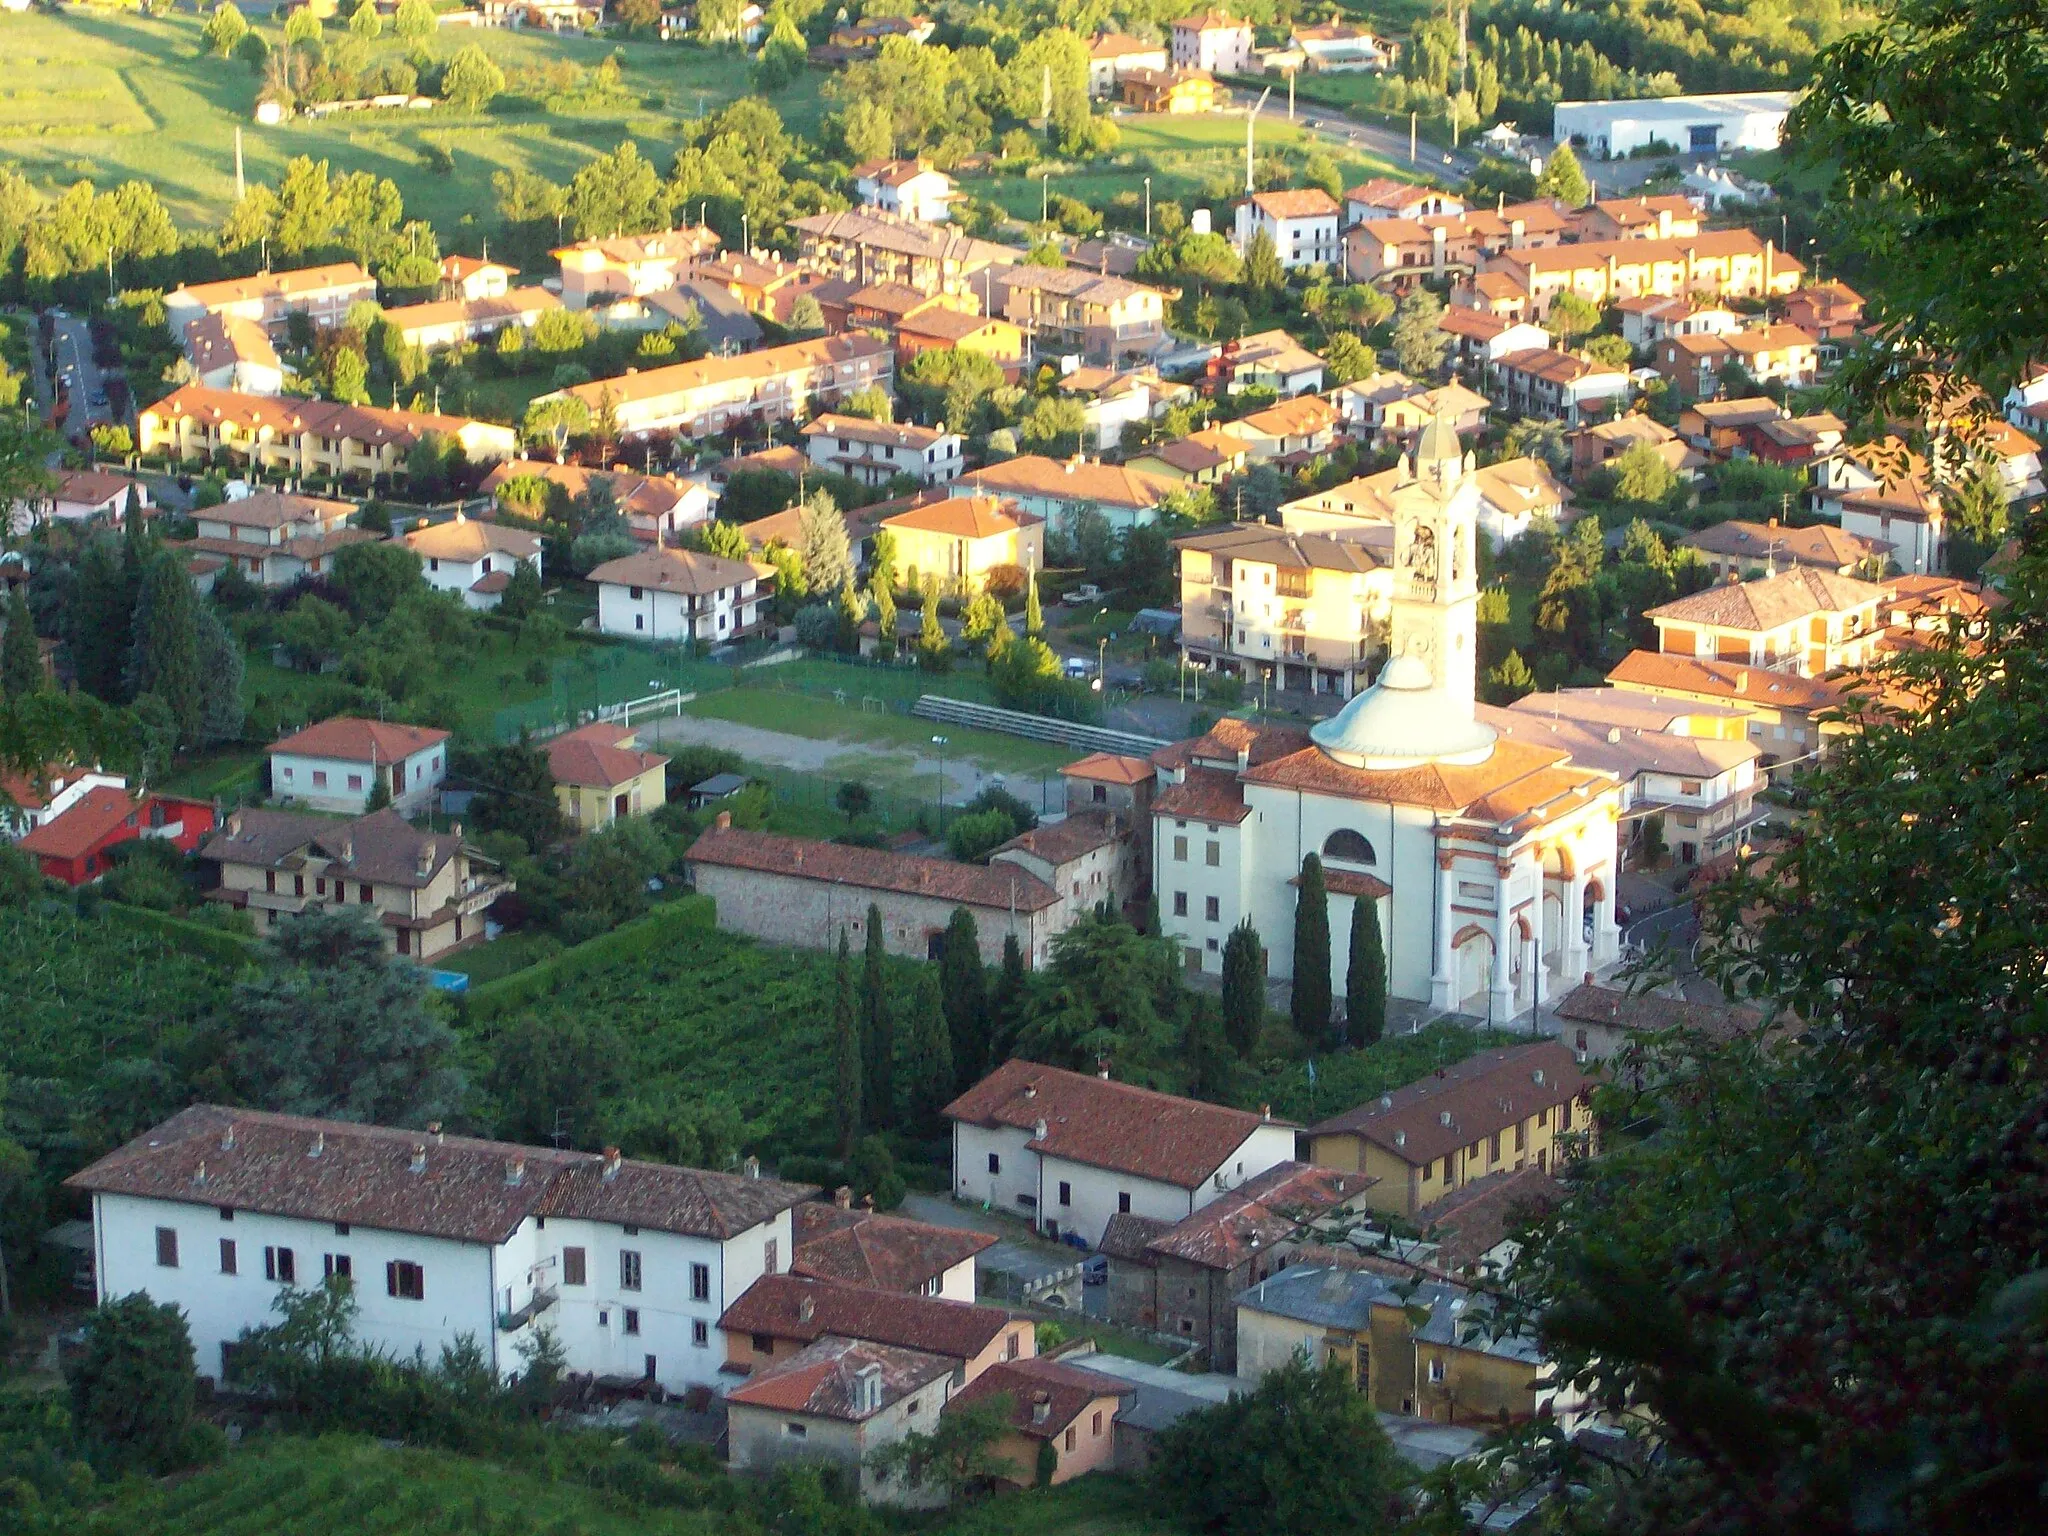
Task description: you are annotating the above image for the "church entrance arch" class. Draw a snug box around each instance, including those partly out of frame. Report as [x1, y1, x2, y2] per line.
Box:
[1452, 924, 1494, 1014]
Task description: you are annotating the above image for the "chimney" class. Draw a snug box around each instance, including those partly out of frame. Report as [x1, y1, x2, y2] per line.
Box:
[308, 1132, 324, 1159]
[227, 812, 243, 836]
[416, 839, 436, 877]
[1393, 1131, 1405, 1149]
[1439, 1110, 1453, 1127]
[715, 810, 732, 830]
[1031, 1391, 1052, 1426]
[1584, 970, 1595, 986]
[1734, 670, 1749, 694]
[602, 1147, 622, 1180]
[430, 1122, 444, 1144]
[506, 1158, 526, 1187]
[340, 836, 352, 863]
[410, 1143, 427, 1174]
[1533, 1068, 1546, 1085]
[862, 1193, 875, 1211]
[1379, 1095, 1393, 1109]
[1235, 746, 1250, 774]
[743, 1155, 761, 1180]
[451, 820, 463, 840]
[193, 1160, 207, 1187]
[1261, 1104, 1271, 1121]
[834, 1185, 853, 1210]
[220, 1123, 236, 1152]
[1033, 1117, 1048, 1142]
[799, 1294, 816, 1323]
[919, 867, 931, 890]
[793, 846, 803, 868]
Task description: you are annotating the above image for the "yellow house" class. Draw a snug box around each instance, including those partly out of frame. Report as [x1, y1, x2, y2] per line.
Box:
[883, 495, 1044, 594]
[545, 723, 671, 832]
[1119, 66, 1217, 113]
[1304, 1042, 1593, 1217]
[137, 385, 516, 482]
[1126, 427, 1249, 486]
[1643, 567, 1886, 678]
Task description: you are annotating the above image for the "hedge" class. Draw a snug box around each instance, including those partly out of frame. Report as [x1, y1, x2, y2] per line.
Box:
[102, 901, 263, 968]
[462, 895, 716, 1023]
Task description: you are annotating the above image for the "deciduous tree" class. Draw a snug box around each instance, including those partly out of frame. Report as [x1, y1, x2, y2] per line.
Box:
[441, 46, 506, 114]
[65, 1293, 200, 1474]
[203, 0, 248, 57]
[1391, 287, 1450, 377]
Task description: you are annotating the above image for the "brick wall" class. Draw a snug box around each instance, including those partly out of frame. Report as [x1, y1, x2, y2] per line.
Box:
[692, 863, 1052, 965]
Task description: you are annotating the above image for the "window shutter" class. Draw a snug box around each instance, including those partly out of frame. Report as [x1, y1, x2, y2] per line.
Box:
[386, 1261, 398, 1297]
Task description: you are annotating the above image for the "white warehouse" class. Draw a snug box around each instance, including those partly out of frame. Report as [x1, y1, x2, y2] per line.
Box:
[1552, 91, 1796, 160]
[67, 1106, 815, 1396]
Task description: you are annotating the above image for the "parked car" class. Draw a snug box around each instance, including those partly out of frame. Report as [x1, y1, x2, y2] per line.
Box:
[1062, 655, 1094, 680]
[1082, 1256, 1108, 1286]
[1059, 1231, 1090, 1252]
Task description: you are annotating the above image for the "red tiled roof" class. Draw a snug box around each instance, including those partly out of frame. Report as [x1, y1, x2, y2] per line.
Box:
[16, 785, 145, 861]
[1415, 1166, 1563, 1274]
[948, 1356, 1129, 1438]
[1150, 766, 1250, 825]
[1607, 649, 1845, 711]
[793, 1202, 996, 1291]
[1060, 753, 1153, 786]
[268, 716, 449, 765]
[717, 1274, 1016, 1360]
[686, 826, 1062, 913]
[726, 1335, 955, 1418]
[546, 722, 669, 790]
[993, 810, 1122, 867]
[943, 1059, 1293, 1188]
[1307, 1043, 1590, 1167]
[1552, 981, 1762, 1041]
[1141, 1162, 1374, 1270]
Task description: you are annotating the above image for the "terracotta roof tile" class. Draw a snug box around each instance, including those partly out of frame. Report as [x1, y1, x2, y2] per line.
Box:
[1140, 1162, 1375, 1270]
[400, 515, 542, 563]
[1246, 188, 1341, 220]
[1552, 982, 1762, 1041]
[883, 495, 1038, 540]
[268, 717, 449, 764]
[1415, 1166, 1563, 1274]
[1307, 1043, 1591, 1167]
[685, 826, 1062, 912]
[586, 545, 771, 596]
[1645, 568, 1885, 632]
[726, 1335, 955, 1418]
[1607, 648, 1845, 710]
[1060, 753, 1154, 787]
[1150, 766, 1251, 825]
[547, 723, 669, 790]
[948, 1357, 1129, 1438]
[717, 1274, 1015, 1360]
[16, 786, 148, 860]
[557, 335, 891, 409]
[793, 1203, 996, 1292]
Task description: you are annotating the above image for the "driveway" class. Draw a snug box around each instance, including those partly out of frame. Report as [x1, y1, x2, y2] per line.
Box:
[899, 1192, 1084, 1306]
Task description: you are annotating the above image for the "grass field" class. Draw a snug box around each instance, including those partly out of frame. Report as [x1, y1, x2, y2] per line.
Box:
[0, 11, 820, 230]
[679, 688, 1078, 778]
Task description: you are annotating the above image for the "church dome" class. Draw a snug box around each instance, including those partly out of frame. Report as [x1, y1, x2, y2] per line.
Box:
[1309, 653, 1498, 770]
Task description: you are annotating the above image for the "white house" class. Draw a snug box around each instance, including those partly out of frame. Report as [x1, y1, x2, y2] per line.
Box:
[1088, 31, 1168, 96]
[944, 1059, 1299, 1248]
[851, 159, 956, 224]
[65, 1106, 814, 1395]
[398, 513, 544, 610]
[183, 314, 285, 397]
[266, 717, 449, 814]
[800, 414, 963, 489]
[185, 490, 375, 589]
[1235, 189, 1343, 269]
[589, 546, 774, 644]
[8, 469, 147, 536]
[1171, 10, 1254, 75]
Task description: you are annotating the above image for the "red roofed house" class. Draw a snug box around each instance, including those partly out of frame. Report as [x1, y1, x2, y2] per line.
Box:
[0, 765, 129, 839]
[947, 1355, 1132, 1486]
[16, 786, 217, 885]
[8, 468, 147, 534]
[879, 494, 1042, 593]
[793, 1193, 996, 1300]
[716, 1272, 1033, 1383]
[267, 717, 450, 815]
[944, 1058, 1299, 1247]
[1235, 187, 1343, 270]
[545, 722, 670, 832]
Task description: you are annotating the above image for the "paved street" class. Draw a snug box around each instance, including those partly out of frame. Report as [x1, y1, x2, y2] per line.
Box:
[47, 310, 111, 432]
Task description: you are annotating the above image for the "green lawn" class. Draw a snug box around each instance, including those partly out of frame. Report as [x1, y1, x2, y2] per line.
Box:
[434, 929, 561, 984]
[158, 746, 265, 801]
[0, 12, 821, 230]
[681, 688, 1078, 778]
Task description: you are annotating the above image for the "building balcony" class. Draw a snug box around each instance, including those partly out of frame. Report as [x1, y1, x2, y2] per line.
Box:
[498, 1285, 557, 1333]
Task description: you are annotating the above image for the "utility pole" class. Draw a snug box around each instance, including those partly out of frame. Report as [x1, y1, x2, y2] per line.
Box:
[1041, 171, 1050, 225]
[1246, 86, 1272, 194]
[1410, 111, 1417, 165]
[1144, 176, 1152, 238]
[234, 126, 245, 202]
[1287, 67, 1295, 122]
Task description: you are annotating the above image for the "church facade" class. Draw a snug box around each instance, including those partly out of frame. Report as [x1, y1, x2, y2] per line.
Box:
[1153, 421, 1625, 1022]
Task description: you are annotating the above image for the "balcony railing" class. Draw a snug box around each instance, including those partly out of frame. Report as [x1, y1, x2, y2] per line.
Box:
[498, 1286, 558, 1333]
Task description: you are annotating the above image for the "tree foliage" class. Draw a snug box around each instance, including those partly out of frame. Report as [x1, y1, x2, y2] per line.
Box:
[1220, 919, 1265, 1058]
[65, 1293, 200, 1474]
[1345, 894, 1386, 1046]
[1291, 854, 1332, 1046]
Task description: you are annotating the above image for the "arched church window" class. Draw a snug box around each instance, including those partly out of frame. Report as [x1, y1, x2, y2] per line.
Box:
[1323, 829, 1377, 865]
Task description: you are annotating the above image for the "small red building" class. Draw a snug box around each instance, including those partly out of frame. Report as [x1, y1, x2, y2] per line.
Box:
[15, 786, 217, 885]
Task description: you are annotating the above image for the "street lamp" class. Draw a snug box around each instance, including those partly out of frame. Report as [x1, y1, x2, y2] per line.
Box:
[1144, 176, 1152, 239]
[931, 734, 949, 830]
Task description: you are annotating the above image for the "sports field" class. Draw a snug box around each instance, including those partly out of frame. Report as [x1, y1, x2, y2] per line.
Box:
[0, 10, 820, 230]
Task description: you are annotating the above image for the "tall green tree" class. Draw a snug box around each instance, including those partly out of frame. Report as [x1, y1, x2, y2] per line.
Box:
[1291, 854, 1332, 1046]
[203, 1, 248, 57]
[348, 0, 381, 39]
[1536, 140, 1590, 205]
[1345, 895, 1386, 1045]
[69, 534, 130, 703]
[484, 1014, 627, 1149]
[65, 1293, 200, 1474]
[938, 907, 988, 1090]
[987, 930, 1029, 1069]
[1016, 909, 1185, 1075]
[861, 903, 893, 1130]
[1241, 229, 1284, 300]
[833, 931, 862, 1155]
[895, 968, 955, 1137]
[1391, 287, 1451, 377]
[393, 0, 435, 42]
[463, 739, 565, 851]
[126, 551, 203, 748]
[1, 583, 41, 697]
[1220, 919, 1265, 1057]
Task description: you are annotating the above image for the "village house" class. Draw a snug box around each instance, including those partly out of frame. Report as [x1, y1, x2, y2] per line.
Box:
[1485, 231, 1803, 319]
[793, 1196, 995, 1301]
[1453, 270, 1533, 322]
[1055, 365, 1191, 452]
[482, 459, 711, 544]
[200, 807, 509, 959]
[541, 335, 894, 438]
[266, 717, 449, 815]
[1573, 194, 1703, 243]
[1124, 425, 1250, 486]
[1172, 522, 1391, 699]
[726, 1337, 960, 1505]
[15, 786, 216, 886]
[1217, 393, 1341, 463]
[67, 1106, 814, 1394]
[1236, 188, 1343, 270]
[1344, 178, 1463, 226]
[1292, 21, 1396, 71]
[7, 468, 146, 534]
[1778, 279, 1865, 342]
[801, 414, 964, 489]
[163, 262, 377, 338]
[881, 495, 1043, 593]
[991, 808, 1142, 920]
[1615, 294, 1740, 351]
[1606, 649, 1851, 772]
[945, 1059, 1298, 1248]
[1306, 1042, 1594, 1217]
[551, 226, 721, 309]
[1088, 31, 1169, 95]
[1569, 414, 1704, 483]
[545, 723, 670, 833]
[1491, 349, 1632, 426]
[1220, 328, 1327, 396]
[987, 266, 1171, 366]
[683, 254, 820, 320]
[439, 255, 518, 302]
[1680, 519, 1891, 580]
[1119, 66, 1218, 114]
[717, 1273, 1031, 1384]
[1644, 567, 1887, 677]
[946, 1356, 1132, 1487]
[1436, 306, 1553, 376]
[181, 490, 374, 589]
[380, 288, 562, 351]
[950, 455, 1178, 533]
[1236, 1256, 1560, 1426]
[1344, 202, 1571, 288]
[1654, 324, 1820, 398]
[792, 209, 1019, 298]
[1737, 410, 1849, 469]
[587, 546, 774, 643]
[1099, 1162, 1375, 1368]
[686, 821, 1074, 965]
[1158, 425, 1625, 1017]
[0, 764, 129, 840]
[1552, 980, 1764, 1067]
[1678, 395, 1790, 454]
[1171, 9, 1253, 73]
[138, 387, 516, 483]
[182, 314, 284, 396]
[894, 307, 1026, 368]
[852, 158, 956, 223]
[398, 513, 543, 609]
[1409, 1164, 1562, 1282]
[1374, 382, 1494, 446]
[1278, 442, 1570, 551]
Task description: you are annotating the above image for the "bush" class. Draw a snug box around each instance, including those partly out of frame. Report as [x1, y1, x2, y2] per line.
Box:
[946, 808, 1016, 863]
[464, 896, 715, 1022]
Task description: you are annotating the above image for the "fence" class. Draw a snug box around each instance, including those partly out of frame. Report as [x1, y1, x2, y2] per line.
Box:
[912, 696, 1171, 757]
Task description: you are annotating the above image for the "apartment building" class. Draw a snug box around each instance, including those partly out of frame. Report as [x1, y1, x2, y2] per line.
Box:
[1487, 231, 1803, 319]
[380, 288, 562, 351]
[1644, 567, 1887, 677]
[1569, 414, 1703, 482]
[541, 334, 894, 437]
[1345, 202, 1571, 286]
[1236, 188, 1343, 270]
[1654, 324, 1820, 398]
[1173, 522, 1391, 697]
[1573, 195, 1702, 242]
[1171, 9, 1254, 73]
[801, 414, 963, 489]
[138, 386, 516, 482]
[1616, 295, 1741, 351]
[163, 262, 377, 338]
[987, 266, 1170, 364]
[589, 546, 774, 643]
[481, 459, 711, 544]
[1492, 349, 1631, 425]
[791, 208, 1018, 298]
[1344, 177, 1464, 225]
[1607, 649, 1850, 771]
[552, 226, 722, 309]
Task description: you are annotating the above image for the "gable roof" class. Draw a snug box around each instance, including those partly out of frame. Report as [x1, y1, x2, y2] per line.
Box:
[793, 1202, 997, 1291]
[399, 514, 543, 563]
[67, 1105, 814, 1245]
[1644, 567, 1885, 632]
[943, 1059, 1292, 1188]
[546, 722, 669, 790]
[170, 262, 374, 310]
[16, 785, 148, 860]
[725, 1335, 955, 1419]
[717, 1274, 1015, 1360]
[685, 825, 1062, 912]
[267, 717, 449, 764]
[556, 335, 893, 409]
[957, 456, 1178, 511]
[1244, 188, 1342, 221]
[1607, 648, 1845, 711]
[883, 495, 1038, 540]
[948, 1356, 1130, 1438]
[1551, 981, 1762, 1041]
[199, 807, 466, 889]
[1139, 1162, 1374, 1270]
[1680, 520, 1889, 569]
[1307, 1042, 1590, 1167]
[803, 414, 950, 452]
[196, 490, 354, 531]
[586, 545, 770, 595]
[1416, 1166, 1563, 1275]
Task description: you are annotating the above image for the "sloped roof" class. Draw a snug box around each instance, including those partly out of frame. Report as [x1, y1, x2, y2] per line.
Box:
[948, 1356, 1130, 1438]
[268, 717, 448, 764]
[546, 721, 669, 790]
[685, 826, 1062, 912]
[1607, 648, 1846, 710]
[1415, 1166, 1564, 1275]
[1644, 568, 1885, 632]
[16, 785, 146, 860]
[400, 514, 542, 562]
[586, 545, 770, 596]
[1061, 752, 1154, 787]
[792, 1202, 997, 1291]
[200, 807, 464, 889]
[1307, 1042, 1590, 1167]
[717, 1274, 1015, 1360]
[556, 335, 892, 409]
[726, 1335, 955, 1419]
[1140, 1162, 1374, 1270]
[1551, 981, 1763, 1041]
[883, 495, 1038, 540]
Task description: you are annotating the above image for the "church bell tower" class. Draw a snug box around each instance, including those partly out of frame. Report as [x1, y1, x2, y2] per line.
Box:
[1388, 414, 1480, 712]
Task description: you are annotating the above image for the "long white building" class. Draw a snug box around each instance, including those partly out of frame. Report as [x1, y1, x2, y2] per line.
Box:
[1552, 91, 1795, 160]
[67, 1106, 815, 1395]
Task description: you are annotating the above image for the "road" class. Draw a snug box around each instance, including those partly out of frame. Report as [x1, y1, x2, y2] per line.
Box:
[1284, 102, 1479, 183]
[45, 310, 112, 435]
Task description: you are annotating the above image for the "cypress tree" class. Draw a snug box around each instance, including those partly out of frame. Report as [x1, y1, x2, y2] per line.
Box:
[2, 582, 41, 696]
[193, 602, 246, 747]
[1291, 854, 1332, 1047]
[938, 906, 988, 1090]
[896, 968, 955, 1137]
[861, 903, 893, 1129]
[69, 534, 132, 703]
[1346, 895, 1387, 1046]
[127, 551, 204, 746]
[1220, 919, 1265, 1057]
[987, 930, 1029, 1067]
[833, 931, 862, 1155]
[1023, 570, 1043, 637]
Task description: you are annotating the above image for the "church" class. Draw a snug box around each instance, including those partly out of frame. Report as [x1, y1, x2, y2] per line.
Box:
[1152, 419, 1626, 1022]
